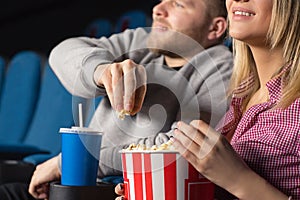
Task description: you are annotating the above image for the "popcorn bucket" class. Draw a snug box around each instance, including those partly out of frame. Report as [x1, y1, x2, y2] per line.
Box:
[121, 150, 215, 200]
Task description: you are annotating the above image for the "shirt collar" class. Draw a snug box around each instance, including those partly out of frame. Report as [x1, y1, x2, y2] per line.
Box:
[232, 63, 292, 103]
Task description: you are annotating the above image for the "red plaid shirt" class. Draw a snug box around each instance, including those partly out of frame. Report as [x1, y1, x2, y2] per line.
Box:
[217, 68, 300, 199]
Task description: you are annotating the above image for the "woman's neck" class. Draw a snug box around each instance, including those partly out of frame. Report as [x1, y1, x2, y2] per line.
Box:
[250, 45, 284, 87]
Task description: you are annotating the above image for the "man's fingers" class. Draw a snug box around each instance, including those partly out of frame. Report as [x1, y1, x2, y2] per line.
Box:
[131, 66, 147, 115]
[100, 60, 147, 116]
[111, 63, 124, 112]
[123, 62, 137, 112]
[131, 85, 146, 115]
[101, 70, 114, 109]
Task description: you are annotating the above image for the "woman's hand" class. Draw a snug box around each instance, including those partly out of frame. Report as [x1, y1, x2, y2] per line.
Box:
[114, 183, 125, 200]
[93, 59, 147, 116]
[172, 120, 251, 193]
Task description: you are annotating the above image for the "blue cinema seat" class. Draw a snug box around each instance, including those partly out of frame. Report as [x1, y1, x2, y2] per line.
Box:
[22, 64, 103, 164]
[0, 51, 42, 147]
[0, 56, 6, 103]
[19, 62, 75, 161]
[0, 61, 75, 159]
[224, 36, 233, 51]
[84, 18, 113, 38]
[114, 9, 152, 33]
[0, 62, 75, 184]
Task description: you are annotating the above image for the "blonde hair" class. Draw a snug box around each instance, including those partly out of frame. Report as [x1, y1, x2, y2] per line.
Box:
[229, 0, 300, 108]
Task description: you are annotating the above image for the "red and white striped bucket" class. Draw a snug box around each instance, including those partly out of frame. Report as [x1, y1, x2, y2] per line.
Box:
[121, 150, 215, 200]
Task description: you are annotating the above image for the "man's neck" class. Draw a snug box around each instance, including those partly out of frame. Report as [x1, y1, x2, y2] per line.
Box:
[164, 56, 188, 68]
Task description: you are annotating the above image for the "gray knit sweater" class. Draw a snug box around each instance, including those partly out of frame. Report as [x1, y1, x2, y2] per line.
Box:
[49, 28, 233, 177]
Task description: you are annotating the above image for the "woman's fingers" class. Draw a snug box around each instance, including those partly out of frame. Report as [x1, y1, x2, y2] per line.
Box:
[177, 121, 206, 147]
[173, 121, 202, 164]
[172, 131, 197, 161]
[174, 120, 221, 162]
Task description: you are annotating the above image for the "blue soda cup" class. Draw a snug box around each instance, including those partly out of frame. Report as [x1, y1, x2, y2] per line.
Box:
[60, 127, 102, 186]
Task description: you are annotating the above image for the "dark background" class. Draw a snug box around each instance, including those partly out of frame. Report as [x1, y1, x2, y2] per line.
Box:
[0, 0, 157, 59]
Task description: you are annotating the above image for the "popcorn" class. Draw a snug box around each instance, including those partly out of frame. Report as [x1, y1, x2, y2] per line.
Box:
[126, 143, 137, 150]
[120, 143, 214, 200]
[117, 109, 130, 120]
[150, 145, 158, 150]
[125, 139, 174, 151]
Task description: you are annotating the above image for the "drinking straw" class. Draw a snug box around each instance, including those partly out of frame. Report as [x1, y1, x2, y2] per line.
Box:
[78, 103, 83, 128]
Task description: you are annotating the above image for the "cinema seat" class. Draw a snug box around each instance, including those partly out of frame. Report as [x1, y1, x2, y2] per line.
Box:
[114, 9, 151, 33]
[0, 51, 43, 147]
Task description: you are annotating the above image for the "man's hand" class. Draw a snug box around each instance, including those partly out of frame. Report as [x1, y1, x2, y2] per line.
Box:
[28, 156, 61, 199]
[93, 59, 147, 116]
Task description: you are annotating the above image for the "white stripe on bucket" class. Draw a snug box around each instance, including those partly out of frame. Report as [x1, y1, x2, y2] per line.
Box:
[152, 153, 165, 199]
[177, 154, 188, 199]
[126, 153, 135, 200]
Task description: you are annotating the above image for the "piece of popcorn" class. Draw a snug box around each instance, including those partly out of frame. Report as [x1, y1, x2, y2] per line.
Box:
[150, 145, 158, 150]
[165, 139, 173, 147]
[127, 143, 137, 150]
[136, 144, 147, 150]
[157, 143, 169, 150]
[117, 110, 131, 120]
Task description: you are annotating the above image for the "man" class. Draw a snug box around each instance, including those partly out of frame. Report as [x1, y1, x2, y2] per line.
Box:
[0, 0, 232, 199]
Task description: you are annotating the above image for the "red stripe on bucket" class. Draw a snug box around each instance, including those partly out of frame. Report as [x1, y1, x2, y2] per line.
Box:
[121, 153, 130, 200]
[188, 163, 200, 181]
[144, 153, 153, 200]
[164, 153, 177, 200]
[133, 153, 143, 200]
[186, 163, 215, 200]
[121, 153, 127, 180]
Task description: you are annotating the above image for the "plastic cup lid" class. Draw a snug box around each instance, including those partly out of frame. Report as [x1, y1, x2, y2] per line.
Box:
[59, 126, 102, 135]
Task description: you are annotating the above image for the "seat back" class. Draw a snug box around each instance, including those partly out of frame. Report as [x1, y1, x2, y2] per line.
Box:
[23, 62, 74, 156]
[84, 18, 113, 38]
[0, 56, 6, 104]
[114, 10, 151, 33]
[224, 36, 233, 51]
[0, 51, 42, 143]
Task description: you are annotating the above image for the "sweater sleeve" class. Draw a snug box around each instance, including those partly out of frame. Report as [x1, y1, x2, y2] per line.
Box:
[136, 122, 177, 147]
[48, 28, 149, 98]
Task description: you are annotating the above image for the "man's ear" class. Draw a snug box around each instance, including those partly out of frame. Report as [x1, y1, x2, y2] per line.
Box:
[207, 17, 227, 41]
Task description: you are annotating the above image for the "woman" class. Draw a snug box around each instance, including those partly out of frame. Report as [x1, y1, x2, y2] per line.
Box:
[172, 0, 300, 199]
[115, 0, 300, 199]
